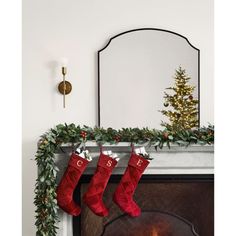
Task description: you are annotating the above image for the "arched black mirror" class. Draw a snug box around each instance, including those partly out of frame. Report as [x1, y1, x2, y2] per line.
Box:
[98, 28, 200, 129]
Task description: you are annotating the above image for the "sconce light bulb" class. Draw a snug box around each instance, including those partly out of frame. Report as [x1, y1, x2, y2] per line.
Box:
[60, 57, 68, 67]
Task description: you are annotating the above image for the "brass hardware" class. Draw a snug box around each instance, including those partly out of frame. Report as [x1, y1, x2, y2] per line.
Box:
[62, 66, 67, 76]
[58, 65, 72, 108]
[58, 81, 72, 95]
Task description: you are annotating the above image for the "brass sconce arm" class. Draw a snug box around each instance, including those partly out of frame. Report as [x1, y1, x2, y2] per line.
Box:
[58, 64, 72, 108]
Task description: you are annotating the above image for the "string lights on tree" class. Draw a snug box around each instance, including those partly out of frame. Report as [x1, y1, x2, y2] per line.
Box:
[161, 67, 199, 131]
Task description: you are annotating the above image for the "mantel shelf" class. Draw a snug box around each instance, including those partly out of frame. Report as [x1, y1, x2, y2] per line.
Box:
[55, 142, 214, 175]
[59, 141, 214, 153]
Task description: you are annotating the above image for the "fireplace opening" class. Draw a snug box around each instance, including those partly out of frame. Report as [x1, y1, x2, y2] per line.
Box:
[73, 174, 213, 236]
[101, 211, 199, 236]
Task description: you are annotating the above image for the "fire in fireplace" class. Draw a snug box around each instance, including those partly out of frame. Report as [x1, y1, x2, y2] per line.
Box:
[101, 211, 199, 236]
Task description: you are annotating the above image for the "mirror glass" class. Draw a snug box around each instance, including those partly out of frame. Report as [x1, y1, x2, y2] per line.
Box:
[98, 29, 199, 129]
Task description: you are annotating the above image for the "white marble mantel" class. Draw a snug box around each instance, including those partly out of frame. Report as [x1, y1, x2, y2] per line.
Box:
[57, 142, 214, 175]
[55, 142, 214, 236]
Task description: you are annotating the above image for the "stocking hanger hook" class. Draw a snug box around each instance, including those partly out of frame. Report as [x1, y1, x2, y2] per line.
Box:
[75, 140, 86, 153]
[130, 143, 135, 153]
[99, 143, 103, 153]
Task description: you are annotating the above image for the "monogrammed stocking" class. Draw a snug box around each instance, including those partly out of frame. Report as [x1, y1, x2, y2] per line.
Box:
[83, 153, 118, 216]
[56, 153, 89, 216]
[113, 152, 149, 217]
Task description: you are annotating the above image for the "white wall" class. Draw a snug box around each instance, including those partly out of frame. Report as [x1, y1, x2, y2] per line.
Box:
[22, 0, 214, 235]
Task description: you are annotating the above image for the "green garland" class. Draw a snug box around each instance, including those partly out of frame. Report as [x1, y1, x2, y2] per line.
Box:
[34, 123, 214, 236]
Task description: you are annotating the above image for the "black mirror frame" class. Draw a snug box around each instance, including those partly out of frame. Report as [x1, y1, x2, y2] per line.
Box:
[97, 28, 200, 128]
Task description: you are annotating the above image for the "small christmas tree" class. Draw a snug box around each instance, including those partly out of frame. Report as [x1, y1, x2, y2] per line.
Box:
[160, 67, 199, 131]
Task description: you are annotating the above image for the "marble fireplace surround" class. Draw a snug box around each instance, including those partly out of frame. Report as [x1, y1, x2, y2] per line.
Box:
[55, 143, 214, 236]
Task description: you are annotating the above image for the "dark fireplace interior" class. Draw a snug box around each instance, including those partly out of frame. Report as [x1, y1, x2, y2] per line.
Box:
[73, 175, 214, 236]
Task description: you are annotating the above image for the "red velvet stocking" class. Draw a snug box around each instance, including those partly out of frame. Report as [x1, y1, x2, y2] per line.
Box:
[83, 153, 117, 216]
[113, 153, 149, 217]
[56, 153, 89, 216]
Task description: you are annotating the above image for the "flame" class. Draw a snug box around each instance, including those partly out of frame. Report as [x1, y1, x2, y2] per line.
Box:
[149, 222, 171, 236]
[150, 226, 159, 236]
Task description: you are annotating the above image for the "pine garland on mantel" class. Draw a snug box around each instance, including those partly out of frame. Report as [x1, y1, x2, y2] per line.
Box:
[34, 123, 214, 236]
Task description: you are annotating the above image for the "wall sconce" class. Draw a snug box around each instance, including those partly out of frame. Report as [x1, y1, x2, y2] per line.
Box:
[58, 58, 72, 108]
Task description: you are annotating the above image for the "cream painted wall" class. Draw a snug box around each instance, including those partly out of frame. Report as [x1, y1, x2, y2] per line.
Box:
[22, 0, 214, 235]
